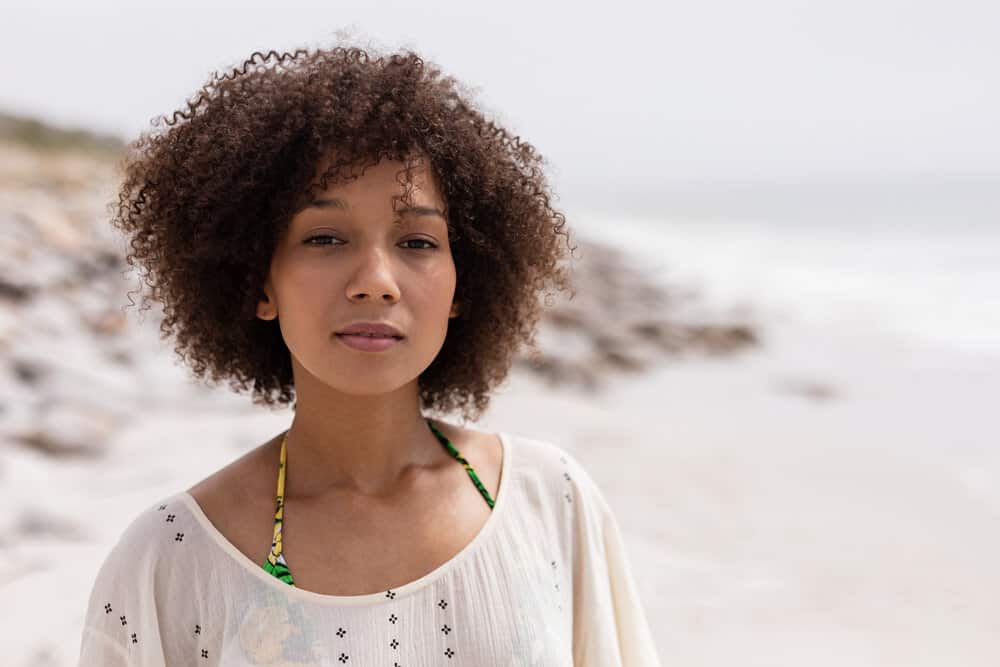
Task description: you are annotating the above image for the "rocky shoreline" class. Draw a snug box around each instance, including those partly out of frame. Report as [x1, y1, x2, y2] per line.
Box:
[0, 135, 758, 461]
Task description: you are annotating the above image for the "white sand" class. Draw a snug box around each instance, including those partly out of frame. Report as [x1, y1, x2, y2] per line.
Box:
[483, 320, 1000, 665]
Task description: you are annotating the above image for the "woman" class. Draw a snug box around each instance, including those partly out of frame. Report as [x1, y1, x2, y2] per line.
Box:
[79, 41, 661, 666]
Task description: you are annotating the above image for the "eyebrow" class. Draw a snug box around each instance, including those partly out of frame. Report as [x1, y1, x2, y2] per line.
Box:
[308, 197, 446, 220]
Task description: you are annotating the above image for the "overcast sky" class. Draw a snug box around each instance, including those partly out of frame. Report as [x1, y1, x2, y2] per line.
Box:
[2, 0, 997, 205]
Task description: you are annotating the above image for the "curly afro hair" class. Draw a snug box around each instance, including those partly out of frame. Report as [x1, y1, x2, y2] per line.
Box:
[110, 41, 577, 422]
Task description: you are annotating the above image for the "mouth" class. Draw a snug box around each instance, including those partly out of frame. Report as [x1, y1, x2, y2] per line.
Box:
[334, 333, 405, 340]
[334, 332, 404, 352]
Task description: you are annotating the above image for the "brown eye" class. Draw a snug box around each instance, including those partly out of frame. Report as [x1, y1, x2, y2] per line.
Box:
[403, 239, 438, 250]
[304, 235, 341, 246]
[302, 236, 437, 250]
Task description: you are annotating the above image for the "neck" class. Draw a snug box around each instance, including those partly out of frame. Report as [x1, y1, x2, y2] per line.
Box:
[281, 377, 449, 500]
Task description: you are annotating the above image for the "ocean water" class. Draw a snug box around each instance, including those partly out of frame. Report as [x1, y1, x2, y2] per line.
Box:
[565, 188, 1000, 360]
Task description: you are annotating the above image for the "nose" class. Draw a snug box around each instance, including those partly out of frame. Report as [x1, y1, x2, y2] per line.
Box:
[345, 247, 401, 303]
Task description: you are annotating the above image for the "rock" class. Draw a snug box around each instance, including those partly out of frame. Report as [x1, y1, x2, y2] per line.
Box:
[773, 377, 839, 402]
[592, 333, 652, 372]
[683, 324, 758, 355]
[514, 236, 759, 391]
[11, 358, 45, 385]
[10, 400, 117, 459]
[0, 276, 35, 303]
[83, 308, 128, 337]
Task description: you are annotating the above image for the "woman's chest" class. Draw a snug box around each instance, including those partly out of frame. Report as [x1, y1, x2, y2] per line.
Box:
[280, 485, 494, 596]
[277, 447, 506, 595]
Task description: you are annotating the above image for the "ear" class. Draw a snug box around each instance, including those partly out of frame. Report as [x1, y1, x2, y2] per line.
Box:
[256, 283, 277, 321]
[449, 300, 461, 318]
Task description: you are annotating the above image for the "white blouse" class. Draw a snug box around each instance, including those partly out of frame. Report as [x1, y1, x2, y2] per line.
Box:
[78, 431, 662, 666]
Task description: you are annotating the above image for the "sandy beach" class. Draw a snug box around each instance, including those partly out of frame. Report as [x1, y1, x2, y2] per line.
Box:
[2, 135, 999, 666]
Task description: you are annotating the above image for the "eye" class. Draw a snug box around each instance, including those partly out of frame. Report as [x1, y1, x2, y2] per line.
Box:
[402, 238, 438, 250]
[303, 235, 438, 250]
[304, 235, 342, 246]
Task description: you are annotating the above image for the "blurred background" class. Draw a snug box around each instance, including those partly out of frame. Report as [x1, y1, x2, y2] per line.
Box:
[1, 1, 998, 665]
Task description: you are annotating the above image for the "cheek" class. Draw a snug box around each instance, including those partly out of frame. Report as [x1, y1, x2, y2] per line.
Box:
[281, 262, 333, 300]
[430, 260, 457, 296]
[276, 283, 313, 314]
[427, 274, 458, 313]
[409, 286, 453, 317]
[406, 288, 456, 335]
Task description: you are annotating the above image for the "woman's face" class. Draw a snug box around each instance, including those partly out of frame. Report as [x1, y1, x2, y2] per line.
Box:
[257, 154, 459, 396]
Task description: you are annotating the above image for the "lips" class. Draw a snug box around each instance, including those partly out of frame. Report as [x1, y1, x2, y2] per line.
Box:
[335, 321, 405, 338]
[335, 333, 402, 339]
[335, 332, 403, 352]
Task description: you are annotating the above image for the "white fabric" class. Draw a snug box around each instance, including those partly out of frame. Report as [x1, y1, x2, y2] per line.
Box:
[78, 431, 662, 666]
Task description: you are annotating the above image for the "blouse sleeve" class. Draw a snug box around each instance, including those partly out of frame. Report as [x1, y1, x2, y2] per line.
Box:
[569, 459, 663, 667]
[78, 506, 169, 667]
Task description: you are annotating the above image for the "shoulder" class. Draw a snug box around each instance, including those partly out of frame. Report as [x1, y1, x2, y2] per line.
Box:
[94, 492, 201, 578]
[82, 492, 199, 631]
[80, 494, 203, 665]
[95, 429, 281, 583]
[184, 432, 281, 556]
[506, 431, 577, 469]
[503, 431, 612, 514]
[186, 431, 279, 509]
[502, 432, 622, 579]
[428, 419, 504, 500]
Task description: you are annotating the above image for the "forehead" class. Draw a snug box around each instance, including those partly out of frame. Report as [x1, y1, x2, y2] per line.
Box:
[309, 152, 443, 204]
[294, 155, 448, 227]
[305, 196, 446, 222]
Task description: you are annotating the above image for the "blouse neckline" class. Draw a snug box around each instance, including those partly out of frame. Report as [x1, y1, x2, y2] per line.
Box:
[177, 430, 514, 607]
